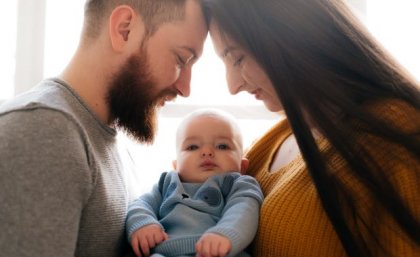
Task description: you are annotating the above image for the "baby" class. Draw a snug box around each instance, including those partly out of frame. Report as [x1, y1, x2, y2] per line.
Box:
[126, 109, 263, 257]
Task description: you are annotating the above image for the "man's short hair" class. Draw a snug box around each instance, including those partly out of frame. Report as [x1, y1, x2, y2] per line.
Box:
[83, 0, 189, 40]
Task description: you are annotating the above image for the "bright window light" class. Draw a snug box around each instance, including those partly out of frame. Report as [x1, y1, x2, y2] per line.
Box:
[3, 0, 420, 194]
[0, 2, 17, 100]
[366, 0, 420, 81]
[44, 0, 84, 78]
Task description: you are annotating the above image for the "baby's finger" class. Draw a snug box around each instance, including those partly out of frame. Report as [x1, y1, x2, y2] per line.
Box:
[210, 241, 220, 257]
[130, 237, 142, 257]
[162, 231, 169, 241]
[217, 244, 230, 257]
[153, 232, 164, 244]
[140, 237, 150, 257]
[146, 233, 158, 248]
[195, 241, 204, 256]
[199, 240, 211, 257]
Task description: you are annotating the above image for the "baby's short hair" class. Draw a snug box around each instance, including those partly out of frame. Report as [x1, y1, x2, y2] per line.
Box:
[176, 108, 243, 149]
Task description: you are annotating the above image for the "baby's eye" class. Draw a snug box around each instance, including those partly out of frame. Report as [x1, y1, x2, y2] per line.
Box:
[186, 144, 199, 151]
[217, 144, 230, 150]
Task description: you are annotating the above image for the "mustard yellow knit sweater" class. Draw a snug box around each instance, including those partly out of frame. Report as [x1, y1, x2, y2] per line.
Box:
[245, 99, 420, 257]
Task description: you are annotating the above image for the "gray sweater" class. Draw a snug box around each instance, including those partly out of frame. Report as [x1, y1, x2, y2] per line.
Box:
[0, 78, 130, 257]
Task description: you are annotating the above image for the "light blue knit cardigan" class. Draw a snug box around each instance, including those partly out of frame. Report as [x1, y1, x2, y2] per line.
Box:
[126, 171, 263, 257]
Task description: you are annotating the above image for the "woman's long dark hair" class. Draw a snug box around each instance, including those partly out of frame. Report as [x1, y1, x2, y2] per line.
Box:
[204, 0, 420, 256]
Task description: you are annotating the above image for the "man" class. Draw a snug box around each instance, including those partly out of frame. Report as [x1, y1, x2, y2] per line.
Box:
[0, 0, 207, 256]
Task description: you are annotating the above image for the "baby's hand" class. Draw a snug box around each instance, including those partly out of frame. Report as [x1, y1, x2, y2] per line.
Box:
[195, 232, 231, 257]
[130, 224, 169, 257]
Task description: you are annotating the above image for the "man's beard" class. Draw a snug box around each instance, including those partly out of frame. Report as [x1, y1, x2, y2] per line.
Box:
[106, 47, 178, 143]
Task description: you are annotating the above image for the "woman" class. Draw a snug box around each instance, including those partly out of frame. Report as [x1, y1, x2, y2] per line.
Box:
[205, 0, 420, 256]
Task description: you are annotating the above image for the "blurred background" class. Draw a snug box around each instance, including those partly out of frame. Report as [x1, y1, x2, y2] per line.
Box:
[1, 0, 419, 196]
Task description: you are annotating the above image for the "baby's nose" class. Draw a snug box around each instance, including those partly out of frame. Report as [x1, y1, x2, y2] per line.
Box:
[201, 147, 214, 157]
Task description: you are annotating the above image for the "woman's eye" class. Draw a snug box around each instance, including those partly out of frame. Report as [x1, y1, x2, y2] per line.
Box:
[217, 144, 230, 150]
[186, 145, 198, 151]
[233, 55, 244, 67]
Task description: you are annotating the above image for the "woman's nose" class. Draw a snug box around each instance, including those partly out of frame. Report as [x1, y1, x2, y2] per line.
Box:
[226, 66, 244, 95]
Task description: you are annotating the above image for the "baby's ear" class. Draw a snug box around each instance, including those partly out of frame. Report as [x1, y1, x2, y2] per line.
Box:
[240, 158, 249, 175]
[172, 160, 177, 170]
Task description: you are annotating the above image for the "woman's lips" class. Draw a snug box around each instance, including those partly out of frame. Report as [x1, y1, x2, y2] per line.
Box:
[251, 88, 262, 100]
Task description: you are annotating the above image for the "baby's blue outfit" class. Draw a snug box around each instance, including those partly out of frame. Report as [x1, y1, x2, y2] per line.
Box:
[126, 171, 263, 257]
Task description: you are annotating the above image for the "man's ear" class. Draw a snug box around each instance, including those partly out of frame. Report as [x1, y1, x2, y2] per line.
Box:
[108, 5, 137, 52]
[172, 160, 177, 170]
[240, 158, 249, 175]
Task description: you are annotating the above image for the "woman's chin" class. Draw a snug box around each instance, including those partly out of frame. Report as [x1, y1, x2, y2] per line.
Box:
[264, 102, 283, 113]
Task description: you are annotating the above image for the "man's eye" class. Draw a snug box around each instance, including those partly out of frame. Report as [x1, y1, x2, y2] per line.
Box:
[176, 56, 187, 68]
[217, 144, 230, 150]
[186, 145, 198, 151]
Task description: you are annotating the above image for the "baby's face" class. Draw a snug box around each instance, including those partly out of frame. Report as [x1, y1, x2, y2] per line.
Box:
[174, 115, 246, 183]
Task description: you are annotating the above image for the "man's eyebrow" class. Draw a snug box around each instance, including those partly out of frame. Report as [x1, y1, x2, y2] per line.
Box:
[180, 46, 198, 60]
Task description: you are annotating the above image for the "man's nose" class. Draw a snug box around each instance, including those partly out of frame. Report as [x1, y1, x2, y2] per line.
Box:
[173, 67, 192, 97]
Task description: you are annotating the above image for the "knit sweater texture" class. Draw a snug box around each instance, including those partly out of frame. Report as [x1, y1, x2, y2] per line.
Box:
[245, 99, 420, 257]
[126, 171, 264, 257]
[0, 78, 130, 257]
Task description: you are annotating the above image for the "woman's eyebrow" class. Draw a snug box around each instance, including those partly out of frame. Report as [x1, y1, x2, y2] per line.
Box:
[221, 46, 236, 58]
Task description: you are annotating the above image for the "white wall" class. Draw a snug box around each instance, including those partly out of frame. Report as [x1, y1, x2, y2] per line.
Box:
[1, 0, 420, 194]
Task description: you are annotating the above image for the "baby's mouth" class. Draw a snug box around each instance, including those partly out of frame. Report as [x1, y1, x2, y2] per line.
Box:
[200, 160, 217, 169]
